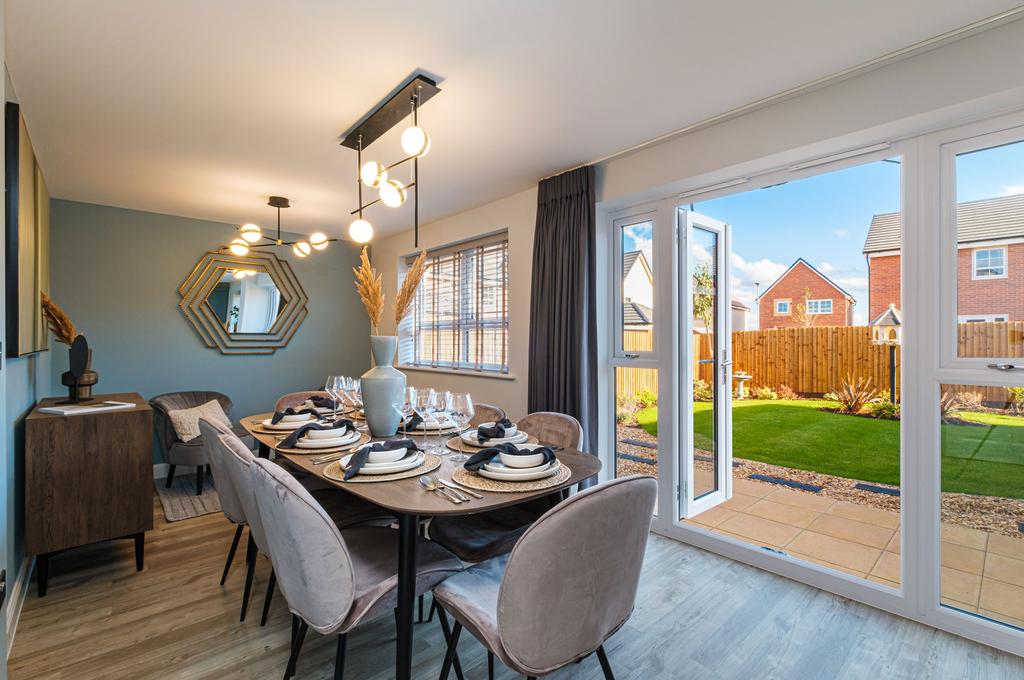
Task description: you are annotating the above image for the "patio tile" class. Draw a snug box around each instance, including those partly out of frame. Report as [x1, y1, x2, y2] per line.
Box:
[867, 575, 901, 590]
[987, 533, 1024, 561]
[689, 505, 737, 529]
[808, 513, 895, 549]
[983, 553, 1024, 588]
[940, 567, 982, 607]
[718, 513, 803, 548]
[885, 531, 901, 554]
[732, 477, 774, 498]
[978, 579, 1024, 622]
[825, 500, 900, 529]
[763, 488, 834, 513]
[785, 551, 868, 578]
[941, 542, 986, 575]
[941, 598, 979, 614]
[720, 492, 760, 513]
[941, 523, 990, 551]
[785, 531, 882, 573]
[977, 609, 1024, 630]
[745, 499, 820, 528]
[869, 551, 901, 583]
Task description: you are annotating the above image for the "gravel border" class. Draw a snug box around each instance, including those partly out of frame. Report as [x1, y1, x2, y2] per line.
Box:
[615, 423, 1024, 539]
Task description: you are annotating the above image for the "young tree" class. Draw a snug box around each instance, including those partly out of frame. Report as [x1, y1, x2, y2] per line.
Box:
[693, 262, 715, 331]
[792, 287, 817, 327]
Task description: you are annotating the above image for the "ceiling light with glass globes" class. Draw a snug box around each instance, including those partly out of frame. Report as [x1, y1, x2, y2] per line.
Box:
[220, 196, 337, 260]
[339, 73, 441, 246]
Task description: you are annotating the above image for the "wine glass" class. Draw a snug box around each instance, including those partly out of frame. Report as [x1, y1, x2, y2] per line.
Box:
[447, 393, 475, 463]
[324, 375, 342, 419]
[415, 388, 437, 447]
[428, 390, 453, 454]
[399, 386, 417, 436]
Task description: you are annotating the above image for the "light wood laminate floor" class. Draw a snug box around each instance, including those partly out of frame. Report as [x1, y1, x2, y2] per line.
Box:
[8, 495, 1024, 679]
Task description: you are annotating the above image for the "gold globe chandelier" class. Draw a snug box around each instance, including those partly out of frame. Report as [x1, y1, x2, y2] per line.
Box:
[340, 73, 441, 246]
[223, 196, 336, 259]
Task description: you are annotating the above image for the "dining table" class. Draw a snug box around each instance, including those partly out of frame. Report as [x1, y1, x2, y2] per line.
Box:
[241, 411, 602, 680]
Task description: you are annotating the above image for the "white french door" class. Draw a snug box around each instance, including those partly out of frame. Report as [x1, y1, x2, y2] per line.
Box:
[678, 208, 733, 518]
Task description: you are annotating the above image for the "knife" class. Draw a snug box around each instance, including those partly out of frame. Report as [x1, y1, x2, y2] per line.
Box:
[440, 478, 484, 499]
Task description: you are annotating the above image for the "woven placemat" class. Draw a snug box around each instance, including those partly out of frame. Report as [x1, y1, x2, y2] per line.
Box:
[451, 462, 571, 493]
[275, 432, 370, 455]
[444, 434, 539, 454]
[321, 452, 441, 483]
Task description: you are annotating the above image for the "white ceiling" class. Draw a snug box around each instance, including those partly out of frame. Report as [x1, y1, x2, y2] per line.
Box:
[6, 1, 1019, 240]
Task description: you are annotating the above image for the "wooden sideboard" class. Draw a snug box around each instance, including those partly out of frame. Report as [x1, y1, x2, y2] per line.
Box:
[25, 392, 154, 596]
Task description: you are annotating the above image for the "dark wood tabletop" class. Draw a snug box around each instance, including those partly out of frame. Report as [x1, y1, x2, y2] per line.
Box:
[240, 412, 602, 516]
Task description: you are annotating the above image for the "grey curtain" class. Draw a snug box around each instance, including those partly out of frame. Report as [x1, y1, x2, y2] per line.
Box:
[528, 166, 598, 461]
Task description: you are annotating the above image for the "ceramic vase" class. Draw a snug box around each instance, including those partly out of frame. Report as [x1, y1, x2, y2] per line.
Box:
[360, 335, 406, 437]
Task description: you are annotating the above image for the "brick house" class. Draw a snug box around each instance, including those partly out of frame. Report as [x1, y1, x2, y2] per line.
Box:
[757, 258, 855, 329]
[864, 193, 1024, 321]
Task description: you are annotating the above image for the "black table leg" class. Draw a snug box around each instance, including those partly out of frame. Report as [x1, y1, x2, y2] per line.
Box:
[37, 553, 50, 597]
[134, 533, 145, 571]
[396, 513, 418, 680]
[257, 442, 271, 459]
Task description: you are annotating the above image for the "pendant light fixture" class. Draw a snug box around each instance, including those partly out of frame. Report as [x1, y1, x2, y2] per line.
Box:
[221, 196, 337, 259]
[340, 73, 441, 246]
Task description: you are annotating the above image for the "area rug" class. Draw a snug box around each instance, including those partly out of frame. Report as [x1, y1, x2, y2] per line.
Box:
[154, 474, 222, 521]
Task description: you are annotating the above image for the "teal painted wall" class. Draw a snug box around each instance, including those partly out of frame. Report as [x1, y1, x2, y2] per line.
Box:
[48, 199, 370, 463]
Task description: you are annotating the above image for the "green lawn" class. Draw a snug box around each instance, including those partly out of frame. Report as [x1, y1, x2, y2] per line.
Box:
[633, 399, 1024, 499]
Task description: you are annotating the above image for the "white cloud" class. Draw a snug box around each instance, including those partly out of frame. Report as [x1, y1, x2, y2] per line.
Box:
[834, 228, 850, 239]
[622, 225, 654, 266]
[730, 253, 788, 289]
[1000, 185, 1024, 196]
[691, 243, 711, 262]
[819, 261, 835, 273]
[835, 276, 868, 289]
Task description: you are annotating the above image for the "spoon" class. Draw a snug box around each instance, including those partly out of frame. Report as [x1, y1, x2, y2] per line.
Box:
[426, 475, 470, 502]
[419, 476, 462, 504]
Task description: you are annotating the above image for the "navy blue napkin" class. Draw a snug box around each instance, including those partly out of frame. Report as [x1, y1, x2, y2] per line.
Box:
[270, 407, 320, 425]
[344, 439, 421, 480]
[280, 419, 354, 448]
[305, 396, 336, 410]
[401, 412, 424, 432]
[464, 443, 555, 471]
[476, 418, 515, 444]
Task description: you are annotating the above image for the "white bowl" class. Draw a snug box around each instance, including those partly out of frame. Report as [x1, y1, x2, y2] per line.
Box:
[280, 413, 314, 423]
[306, 427, 349, 440]
[479, 422, 517, 437]
[499, 443, 547, 468]
[360, 446, 408, 464]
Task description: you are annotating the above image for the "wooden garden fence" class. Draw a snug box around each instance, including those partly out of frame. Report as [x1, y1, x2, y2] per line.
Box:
[616, 322, 1023, 405]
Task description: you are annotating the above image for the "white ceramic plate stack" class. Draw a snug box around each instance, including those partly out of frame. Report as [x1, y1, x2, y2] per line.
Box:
[476, 443, 560, 482]
[339, 446, 424, 476]
[460, 422, 528, 448]
[293, 427, 361, 449]
[261, 413, 318, 430]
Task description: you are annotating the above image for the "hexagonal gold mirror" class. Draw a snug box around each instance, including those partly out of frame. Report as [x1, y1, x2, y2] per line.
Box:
[178, 250, 307, 354]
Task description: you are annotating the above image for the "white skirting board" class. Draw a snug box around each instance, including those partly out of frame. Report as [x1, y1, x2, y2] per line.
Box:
[6, 555, 33, 659]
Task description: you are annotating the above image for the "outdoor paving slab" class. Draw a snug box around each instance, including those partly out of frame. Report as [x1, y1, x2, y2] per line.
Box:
[885, 531, 900, 554]
[744, 499, 819, 528]
[941, 566, 983, 607]
[764, 487, 835, 512]
[732, 477, 773, 498]
[869, 551, 901, 583]
[941, 522, 990, 551]
[808, 513, 895, 550]
[688, 505, 737, 529]
[978, 609, 1024, 629]
[941, 542, 986, 575]
[783, 551, 868, 579]
[719, 491, 760, 513]
[785, 531, 882, 573]
[717, 513, 803, 548]
[987, 533, 1024, 561]
[982, 553, 1024, 588]
[826, 500, 900, 529]
[978, 578, 1024, 621]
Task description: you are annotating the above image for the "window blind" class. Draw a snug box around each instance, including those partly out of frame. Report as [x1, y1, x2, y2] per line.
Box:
[399, 234, 509, 373]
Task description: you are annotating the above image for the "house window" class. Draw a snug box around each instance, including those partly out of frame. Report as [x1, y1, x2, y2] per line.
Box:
[399, 233, 509, 373]
[972, 247, 1006, 279]
[958, 314, 1009, 323]
[774, 299, 790, 315]
[806, 299, 833, 315]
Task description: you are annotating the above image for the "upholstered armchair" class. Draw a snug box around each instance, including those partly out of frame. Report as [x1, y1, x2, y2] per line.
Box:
[150, 390, 251, 495]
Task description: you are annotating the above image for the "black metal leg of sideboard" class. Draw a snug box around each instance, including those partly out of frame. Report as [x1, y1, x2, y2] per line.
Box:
[134, 533, 145, 571]
[37, 553, 50, 597]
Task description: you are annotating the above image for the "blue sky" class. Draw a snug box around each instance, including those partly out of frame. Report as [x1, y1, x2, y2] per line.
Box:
[620, 139, 1024, 327]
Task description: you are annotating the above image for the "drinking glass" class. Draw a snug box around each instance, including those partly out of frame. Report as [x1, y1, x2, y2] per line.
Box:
[324, 375, 342, 419]
[415, 388, 437, 447]
[428, 390, 453, 454]
[400, 386, 417, 436]
[447, 393, 475, 463]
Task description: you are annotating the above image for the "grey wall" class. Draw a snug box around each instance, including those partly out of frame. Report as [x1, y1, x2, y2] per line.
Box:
[48, 199, 370, 463]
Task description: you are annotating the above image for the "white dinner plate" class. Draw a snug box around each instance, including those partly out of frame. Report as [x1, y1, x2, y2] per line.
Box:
[460, 429, 529, 447]
[482, 459, 552, 475]
[293, 431, 361, 449]
[261, 418, 314, 430]
[477, 461, 560, 482]
[413, 419, 451, 431]
[339, 451, 424, 475]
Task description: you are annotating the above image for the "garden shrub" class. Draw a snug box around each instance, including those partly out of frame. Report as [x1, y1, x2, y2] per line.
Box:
[955, 391, 985, 411]
[834, 375, 879, 414]
[822, 391, 839, 402]
[777, 384, 799, 400]
[867, 399, 900, 419]
[635, 388, 658, 409]
[693, 379, 713, 402]
[1007, 386, 1024, 412]
[750, 385, 779, 400]
[616, 395, 637, 423]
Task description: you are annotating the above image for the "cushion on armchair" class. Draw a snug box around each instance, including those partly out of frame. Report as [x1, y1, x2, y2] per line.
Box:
[168, 399, 231, 443]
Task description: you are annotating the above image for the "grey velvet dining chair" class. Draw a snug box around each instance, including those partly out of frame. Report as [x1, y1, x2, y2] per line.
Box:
[427, 411, 584, 562]
[469, 403, 506, 428]
[208, 422, 395, 625]
[247, 457, 466, 680]
[197, 418, 250, 590]
[433, 475, 657, 680]
[274, 390, 334, 413]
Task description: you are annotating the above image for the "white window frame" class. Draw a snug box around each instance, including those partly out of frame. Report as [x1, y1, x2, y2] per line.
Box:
[613, 213, 658, 359]
[971, 246, 1007, 280]
[957, 313, 1009, 323]
[806, 298, 833, 315]
[774, 299, 791, 315]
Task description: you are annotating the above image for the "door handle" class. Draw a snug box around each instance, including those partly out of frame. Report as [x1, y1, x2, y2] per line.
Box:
[987, 363, 1022, 371]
